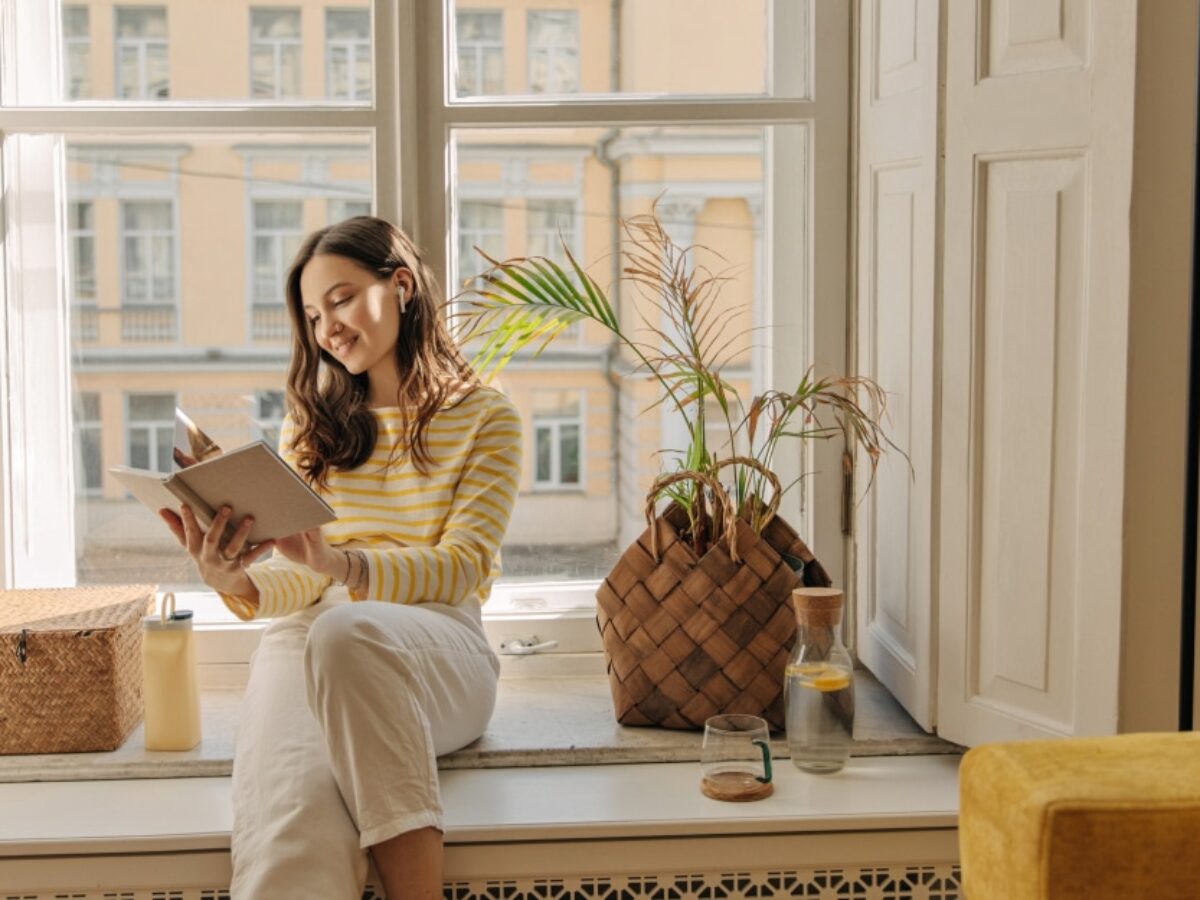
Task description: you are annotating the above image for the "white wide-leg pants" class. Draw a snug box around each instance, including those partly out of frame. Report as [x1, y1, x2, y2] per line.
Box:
[230, 588, 500, 899]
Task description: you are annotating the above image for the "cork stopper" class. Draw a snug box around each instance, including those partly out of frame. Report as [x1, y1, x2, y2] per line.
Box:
[792, 587, 843, 627]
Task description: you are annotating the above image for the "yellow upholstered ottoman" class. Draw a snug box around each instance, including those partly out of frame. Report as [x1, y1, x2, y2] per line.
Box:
[958, 732, 1200, 899]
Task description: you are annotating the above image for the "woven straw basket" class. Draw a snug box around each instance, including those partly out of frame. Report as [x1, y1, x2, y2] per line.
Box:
[0, 584, 157, 754]
[596, 458, 832, 731]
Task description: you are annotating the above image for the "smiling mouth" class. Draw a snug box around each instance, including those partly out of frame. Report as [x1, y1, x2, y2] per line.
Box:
[331, 336, 358, 357]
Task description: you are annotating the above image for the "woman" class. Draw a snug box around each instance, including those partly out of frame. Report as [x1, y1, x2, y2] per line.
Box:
[159, 216, 521, 899]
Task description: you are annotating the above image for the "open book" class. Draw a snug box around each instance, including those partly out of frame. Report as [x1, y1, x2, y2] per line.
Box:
[109, 409, 336, 544]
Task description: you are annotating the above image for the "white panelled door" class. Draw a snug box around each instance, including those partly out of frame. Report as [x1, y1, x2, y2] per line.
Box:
[854, 0, 939, 730]
[936, 0, 1136, 744]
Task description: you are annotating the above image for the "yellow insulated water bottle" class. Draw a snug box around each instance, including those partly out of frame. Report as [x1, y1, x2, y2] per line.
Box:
[142, 592, 202, 751]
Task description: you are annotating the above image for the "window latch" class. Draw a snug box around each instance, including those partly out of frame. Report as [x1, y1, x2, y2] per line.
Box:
[498, 635, 560, 656]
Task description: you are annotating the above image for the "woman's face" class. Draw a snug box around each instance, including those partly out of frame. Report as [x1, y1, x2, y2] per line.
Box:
[299, 253, 412, 380]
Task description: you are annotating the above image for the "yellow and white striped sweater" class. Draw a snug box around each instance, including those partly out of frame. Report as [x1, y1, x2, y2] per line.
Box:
[220, 386, 522, 621]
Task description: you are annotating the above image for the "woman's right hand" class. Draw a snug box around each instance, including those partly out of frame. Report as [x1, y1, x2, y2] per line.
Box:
[158, 505, 274, 604]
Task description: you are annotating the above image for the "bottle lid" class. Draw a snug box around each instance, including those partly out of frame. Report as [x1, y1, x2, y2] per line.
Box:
[792, 587, 843, 626]
[142, 591, 194, 629]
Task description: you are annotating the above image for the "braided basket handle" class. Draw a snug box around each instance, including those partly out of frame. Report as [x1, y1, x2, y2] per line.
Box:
[711, 455, 784, 530]
[645, 469, 739, 563]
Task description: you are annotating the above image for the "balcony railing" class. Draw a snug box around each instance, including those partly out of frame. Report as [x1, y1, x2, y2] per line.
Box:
[71, 304, 100, 342]
[252, 304, 291, 341]
[120, 304, 178, 342]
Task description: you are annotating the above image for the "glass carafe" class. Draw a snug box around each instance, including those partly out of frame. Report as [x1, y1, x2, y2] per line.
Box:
[784, 587, 854, 773]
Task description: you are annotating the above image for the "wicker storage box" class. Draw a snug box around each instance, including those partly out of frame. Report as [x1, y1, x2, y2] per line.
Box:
[0, 585, 157, 754]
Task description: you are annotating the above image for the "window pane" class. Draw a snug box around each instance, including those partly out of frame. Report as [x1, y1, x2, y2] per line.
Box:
[453, 125, 799, 579]
[327, 9, 369, 40]
[63, 131, 372, 587]
[21, 3, 374, 103]
[535, 426, 552, 483]
[560, 423, 580, 484]
[449, 0, 801, 99]
[251, 8, 300, 39]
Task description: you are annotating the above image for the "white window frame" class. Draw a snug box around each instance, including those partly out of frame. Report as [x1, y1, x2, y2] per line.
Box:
[526, 9, 580, 95]
[0, 1, 847, 664]
[114, 6, 169, 100]
[325, 8, 372, 102]
[250, 7, 303, 100]
[454, 9, 504, 97]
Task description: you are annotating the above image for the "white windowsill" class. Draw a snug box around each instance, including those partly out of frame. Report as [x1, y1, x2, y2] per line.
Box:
[0, 755, 962, 859]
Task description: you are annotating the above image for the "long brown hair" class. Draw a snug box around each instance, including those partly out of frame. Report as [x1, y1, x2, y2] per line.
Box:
[284, 216, 479, 489]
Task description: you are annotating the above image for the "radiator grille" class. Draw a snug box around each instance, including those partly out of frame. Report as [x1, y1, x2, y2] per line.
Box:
[5, 864, 962, 900]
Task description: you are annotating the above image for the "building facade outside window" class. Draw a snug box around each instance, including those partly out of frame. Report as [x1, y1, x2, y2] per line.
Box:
[126, 393, 177, 474]
[63, 6, 90, 100]
[532, 390, 582, 489]
[252, 200, 304, 338]
[251, 8, 302, 99]
[120, 199, 177, 340]
[326, 9, 371, 102]
[456, 10, 504, 97]
[115, 6, 169, 99]
[74, 393, 103, 496]
[527, 10, 579, 94]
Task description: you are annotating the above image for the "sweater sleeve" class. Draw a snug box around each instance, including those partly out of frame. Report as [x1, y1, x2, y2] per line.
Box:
[353, 392, 522, 607]
[218, 415, 331, 621]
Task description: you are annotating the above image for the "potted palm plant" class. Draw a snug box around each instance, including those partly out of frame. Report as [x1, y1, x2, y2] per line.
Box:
[453, 205, 895, 730]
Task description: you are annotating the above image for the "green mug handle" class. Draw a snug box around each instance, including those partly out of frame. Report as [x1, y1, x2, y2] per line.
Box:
[752, 738, 773, 784]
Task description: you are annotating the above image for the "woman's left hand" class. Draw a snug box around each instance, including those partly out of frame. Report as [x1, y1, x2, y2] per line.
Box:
[272, 527, 347, 582]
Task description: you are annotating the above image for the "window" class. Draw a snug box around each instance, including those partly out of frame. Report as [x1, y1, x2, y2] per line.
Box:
[127, 393, 177, 474]
[456, 10, 504, 97]
[326, 9, 371, 102]
[252, 201, 304, 305]
[121, 200, 177, 341]
[525, 198, 576, 260]
[115, 7, 169, 99]
[74, 393, 102, 496]
[69, 200, 98, 342]
[527, 11, 579, 94]
[532, 391, 582, 489]
[251, 200, 303, 339]
[456, 200, 505, 290]
[62, 6, 90, 100]
[251, 8, 302, 100]
[328, 198, 371, 222]
[254, 390, 287, 448]
[4, 3, 844, 647]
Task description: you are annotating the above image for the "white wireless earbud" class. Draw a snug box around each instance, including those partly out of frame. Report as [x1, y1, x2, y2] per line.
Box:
[397, 287, 408, 314]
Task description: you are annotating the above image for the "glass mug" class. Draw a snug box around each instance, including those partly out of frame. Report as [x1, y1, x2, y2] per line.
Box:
[700, 714, 774, 802]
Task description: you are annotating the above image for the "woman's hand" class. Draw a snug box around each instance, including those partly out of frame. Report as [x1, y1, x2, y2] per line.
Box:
[271, 527, 348, 583]
[158, 505, 274, 602]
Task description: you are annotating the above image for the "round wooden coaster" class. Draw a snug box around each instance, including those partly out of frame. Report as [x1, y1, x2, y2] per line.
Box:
[700, 774, 775, 802]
